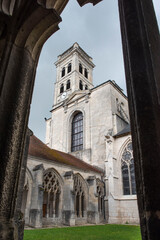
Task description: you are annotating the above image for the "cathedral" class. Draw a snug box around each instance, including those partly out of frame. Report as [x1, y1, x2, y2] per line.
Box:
[23, 43, 139, 228]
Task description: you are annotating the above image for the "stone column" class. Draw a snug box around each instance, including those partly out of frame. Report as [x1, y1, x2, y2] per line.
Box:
[63, 171, 75, 226]
[46, 192, 50, 218]
[29, 164, 44, 228]
[79, 194, 82, 218]
[118, 0, 160, 239]
[14, 129, 33, 240]
[52, 193, 55, 218]
[104, 135, 114, 223]
[0, 2, 62, 239]
[87, 176, 99, 224]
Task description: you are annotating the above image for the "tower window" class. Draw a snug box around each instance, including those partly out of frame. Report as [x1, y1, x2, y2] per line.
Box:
[60, 84, 64, 93]
[79, 63, 83, 74]
[71, 112, 83, 152]
[85, 85, 88, 90]
[79, 80, 83, 90]
[68, 63, 72, 73]
[66, 80, 70, 90]
[84, 68, 88, 79]
[61, 67, 65, 77]
[121, 142, 136, 195]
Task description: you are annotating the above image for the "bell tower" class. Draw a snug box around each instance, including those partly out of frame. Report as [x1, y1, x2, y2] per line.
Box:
[53, 42, 95, 106]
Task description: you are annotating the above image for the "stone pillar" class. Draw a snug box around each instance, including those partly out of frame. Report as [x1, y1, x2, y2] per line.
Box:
[104, 135, 114, 223]
[118, 0, 160, 239]
[14, 129, 33, 240]
[63, 171, 75, 226]
[29, 164, 44, 228]
[0, 2, 62, 239]
[87, 176, 99, 224]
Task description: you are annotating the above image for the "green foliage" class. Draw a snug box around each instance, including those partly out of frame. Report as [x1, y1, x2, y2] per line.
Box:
[24, 224, 141, 240]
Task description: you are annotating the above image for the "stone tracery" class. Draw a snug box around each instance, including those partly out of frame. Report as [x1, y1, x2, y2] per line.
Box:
[121, 142, 136, 195]
[74, 174, 87, 218]
[43, 170, 61, 218]
[96, 178, 104, 213]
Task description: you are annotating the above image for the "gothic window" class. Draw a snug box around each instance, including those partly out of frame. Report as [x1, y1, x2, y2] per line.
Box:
[121, 142, 136, 195]
[79, 63, 83, 74]
[68, 63, 72, 73]
[85, 85, 88, 90]
[66, 80, 70, 90]
[96, 179, 105, 213]
[60, 84, 64, 93]
[71, 112, 83, 152]
[74, 174, 87, 218]
[84, 68, 88, 79]
[43, 170, 61, 218]
[79, 80, 83, 90]
[61, 67, 65, 77]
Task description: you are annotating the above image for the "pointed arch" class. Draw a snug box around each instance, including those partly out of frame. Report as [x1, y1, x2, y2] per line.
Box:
[73, 173, 88, 218]
[96, 178, 105, 213]
[120, 140, 136, 195]
[43, 168, 63, 218]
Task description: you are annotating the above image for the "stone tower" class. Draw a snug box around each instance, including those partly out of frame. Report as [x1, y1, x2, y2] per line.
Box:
[53, 42, 95, 106]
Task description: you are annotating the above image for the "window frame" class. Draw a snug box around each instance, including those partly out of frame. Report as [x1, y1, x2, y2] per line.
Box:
[79, 63, 83, 74]
[66, 79, 71, 90]
[121, 141, 136, 195]
[67, 63, 72, 73]
[84, 68, 88, 79]
[61, 67, 65, 77]
[79, 80, 83, 90]
[71, 112, 83, 152]
[60, 83, 64, 94]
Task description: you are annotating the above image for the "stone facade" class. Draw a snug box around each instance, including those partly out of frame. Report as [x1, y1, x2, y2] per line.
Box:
[22, 135, 105, 228]
[23, 43, 139, 228]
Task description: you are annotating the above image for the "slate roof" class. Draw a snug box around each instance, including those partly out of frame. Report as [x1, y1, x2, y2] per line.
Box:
[28, 135, 103, 174]
[113, 124, 131, 138]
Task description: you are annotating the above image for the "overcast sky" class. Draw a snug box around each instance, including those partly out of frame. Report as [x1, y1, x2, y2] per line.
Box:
[28, 0, 160, 142]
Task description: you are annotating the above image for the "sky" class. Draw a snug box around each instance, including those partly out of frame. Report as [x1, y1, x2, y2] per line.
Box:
[28, 0, 160, 142]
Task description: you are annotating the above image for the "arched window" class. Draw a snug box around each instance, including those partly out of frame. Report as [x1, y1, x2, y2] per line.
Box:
[79, 80, 83, 90]
[74, 174, 87, 218]
[121, 142, 136, 195]
[61, 67, 65, 77]
[71, 112, 83, 152]
[85, 85, 88, 90]
[96, 179, 105, 214]
[79, 63, 83, 74]
[43, 170, 61, 218]
[66, 80, 70, 90]
[84, 68, 88, 79]
[68, 63, 72, 73]
[60, 84, 64, 93]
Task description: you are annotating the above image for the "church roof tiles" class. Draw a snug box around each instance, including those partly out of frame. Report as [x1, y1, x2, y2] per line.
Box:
[28, 135, 103, 174]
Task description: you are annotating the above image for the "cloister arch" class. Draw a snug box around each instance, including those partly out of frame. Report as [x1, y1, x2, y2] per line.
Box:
[43, 168, 63, 220]
[0, 1, 160, 240]
[73, 173, 89, 219]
